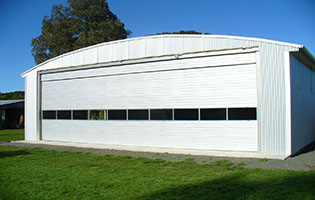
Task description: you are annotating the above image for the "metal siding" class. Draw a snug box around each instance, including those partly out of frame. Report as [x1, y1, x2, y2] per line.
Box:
[24, 71, 38, 141]
[198, 38, 299, 154]
[260, 45, 285, 154]
[58, 55, 71, 68]
[41, 52, 258, 152]
[41, 53, 257, 110]
[23, 35, 302, 76]
[55, 56, 66, 69]
[97, 44, 112, 63]
[42, 64, 257, 110]
[42, 121, 257, 151]
[23, 35, 303, 155]
[112, 42, 128, 61]
[41, 52, 256, 81]
[83, 48, 97, 65]
[284, 52, 292, 155]
[128, 39, 146, 59]
[145, 37, 165, 57]
[290, 54, 315, 154]
[40, 60, 54, 71]
[71, 52, 81, 67]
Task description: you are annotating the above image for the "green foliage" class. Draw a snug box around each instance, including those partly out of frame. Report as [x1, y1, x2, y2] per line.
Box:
[0, 129, 24, 142]
[0, 91, 24, 100]
[90, 110, 105, 120]
[184, 157, 195, 162]
[31, 0, 131, 64]
[154, 30, 211, 35]
[259, 158, 269, 162]
[0, 145, 314, 199]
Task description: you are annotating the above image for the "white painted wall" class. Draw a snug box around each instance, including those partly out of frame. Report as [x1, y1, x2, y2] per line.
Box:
[42, 120, 258, 151]
[290, 54, 315, 154]
[41, 51, 258, 152]
[24, 71, 38, 141]
[23, 35, 307, 155]
[41, 52, 257, 110]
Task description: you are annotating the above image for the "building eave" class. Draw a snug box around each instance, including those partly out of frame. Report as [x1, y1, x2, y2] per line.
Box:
[291, 46, 315, 71]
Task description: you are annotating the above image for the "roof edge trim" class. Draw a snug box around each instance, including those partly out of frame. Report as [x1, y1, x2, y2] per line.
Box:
[291, 47, 315, 71]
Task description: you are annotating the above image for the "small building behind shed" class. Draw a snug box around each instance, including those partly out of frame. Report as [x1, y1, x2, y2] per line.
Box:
[0, 100, 24, 129]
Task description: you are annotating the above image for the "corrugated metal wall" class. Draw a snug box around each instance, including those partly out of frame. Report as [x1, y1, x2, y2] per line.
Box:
[23, 35, 302, 155]
[290, 54, 315, 153]
[41, 54, 257, 110]
[41, 51, 258, 152]
[24, 70, 38, 141]
[42, 121, 258, 152]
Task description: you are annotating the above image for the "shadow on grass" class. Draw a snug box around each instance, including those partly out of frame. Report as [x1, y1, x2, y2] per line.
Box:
[291, 141, 315, 157]
[0, 150, 29, 158]
[140, 171, 315, 200]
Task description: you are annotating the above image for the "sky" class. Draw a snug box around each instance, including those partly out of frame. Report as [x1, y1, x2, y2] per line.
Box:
[0, 0, 314, 93]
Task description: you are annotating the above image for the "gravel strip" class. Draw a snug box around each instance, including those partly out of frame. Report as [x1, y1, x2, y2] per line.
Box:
[1, 142, 315, 171]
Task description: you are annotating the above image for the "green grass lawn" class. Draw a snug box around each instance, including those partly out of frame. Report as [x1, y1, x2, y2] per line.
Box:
[0, 129, 314, 199]
[0, 144, 315, 200]
[0, 129, 24, 142]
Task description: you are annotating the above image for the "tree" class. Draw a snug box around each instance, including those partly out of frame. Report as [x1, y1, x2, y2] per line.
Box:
[146, 30, 211, 37]
[0, 91, 24, 100]
[32, 0, 131, 64]
[156, 30, 210, 35]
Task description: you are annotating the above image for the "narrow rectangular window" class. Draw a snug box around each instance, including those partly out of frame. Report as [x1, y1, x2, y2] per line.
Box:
[57, 110, 71, 120]
[150, 109, 173, 120]
[201, 108, 226, 120]
[89, 110, 105, 120]
[174, 109, 198, 120]
[128, 109, 149, 120]
[228, 108, 257, 120]
[108, 110, 127, 120]
[43, 111, 56, 119]
[73, 110, 88, 120]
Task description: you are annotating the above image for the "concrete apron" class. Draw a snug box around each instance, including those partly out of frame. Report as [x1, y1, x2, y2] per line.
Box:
[12, 140, 288, 160]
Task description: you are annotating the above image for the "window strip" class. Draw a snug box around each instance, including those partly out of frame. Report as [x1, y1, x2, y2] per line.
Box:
[43, 107, 257, 121]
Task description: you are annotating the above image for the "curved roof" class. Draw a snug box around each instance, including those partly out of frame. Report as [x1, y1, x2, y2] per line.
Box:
[22, 34, 308, 77]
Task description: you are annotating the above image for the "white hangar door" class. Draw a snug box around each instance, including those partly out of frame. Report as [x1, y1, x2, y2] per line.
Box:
[41, 50, 258, 152]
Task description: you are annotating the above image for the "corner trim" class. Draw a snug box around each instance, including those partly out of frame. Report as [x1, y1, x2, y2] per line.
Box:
[284, 51, 292, 155]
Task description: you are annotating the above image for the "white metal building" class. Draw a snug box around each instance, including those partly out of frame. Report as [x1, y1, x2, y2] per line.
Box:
[22, 35, 315, 159]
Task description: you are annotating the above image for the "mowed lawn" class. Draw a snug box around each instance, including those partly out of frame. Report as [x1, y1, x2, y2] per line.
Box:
[0, 130, 315, 200]
[0, 129, 24, 142]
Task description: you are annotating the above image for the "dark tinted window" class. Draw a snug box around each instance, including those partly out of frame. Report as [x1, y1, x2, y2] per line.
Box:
[201, 108, 226, 120]
[174, 109, 198, 120]
[73, 110, 88, 120]
[228, 108, 257, 120]
[89, 110, 105, 120]
[150, 109, 173, 120]
[108, 110, 126, 120]
[43, 111, 56, 119]
[57, 110, 71, 119]
[128, 109, 149, 120]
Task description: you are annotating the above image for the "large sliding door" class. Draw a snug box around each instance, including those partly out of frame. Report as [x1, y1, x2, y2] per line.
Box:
[41, 51, 258, 151]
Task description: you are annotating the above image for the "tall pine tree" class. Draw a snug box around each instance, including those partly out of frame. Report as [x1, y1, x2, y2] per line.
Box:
[32, 0, 130, 64]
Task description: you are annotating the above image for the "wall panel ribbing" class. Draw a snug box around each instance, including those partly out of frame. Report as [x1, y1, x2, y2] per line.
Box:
[42, 120, 258, 151]
[23, 35, 302, 155]
[41, 52, 258, 152]
[290, 54, 315, 154]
